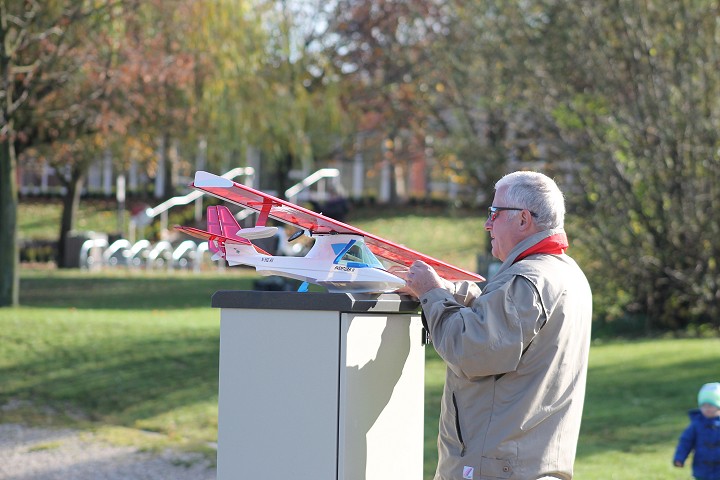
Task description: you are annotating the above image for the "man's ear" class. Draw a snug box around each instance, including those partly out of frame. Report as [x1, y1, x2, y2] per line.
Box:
[519, 209, 534, 229]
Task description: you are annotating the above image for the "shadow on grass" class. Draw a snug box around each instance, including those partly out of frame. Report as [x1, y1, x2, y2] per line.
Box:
[422, 339, 720, 467]
[19, 272, 257, 310]
[0, 325, 220, 436]
[4, 270, 246, 439]
[577, 348, 719, 458]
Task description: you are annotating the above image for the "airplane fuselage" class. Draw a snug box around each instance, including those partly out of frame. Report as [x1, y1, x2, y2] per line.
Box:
[224, 234, 405, 293]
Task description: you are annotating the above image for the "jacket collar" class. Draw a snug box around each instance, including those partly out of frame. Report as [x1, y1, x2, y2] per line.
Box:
[495, 228, 567, 277]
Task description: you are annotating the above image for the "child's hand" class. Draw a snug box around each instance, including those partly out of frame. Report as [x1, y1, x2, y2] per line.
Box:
[673, 460, 684, 467]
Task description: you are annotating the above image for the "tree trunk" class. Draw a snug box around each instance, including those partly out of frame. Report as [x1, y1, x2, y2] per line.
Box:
[56, 170, 84, 268]
[0, 137, 19, 306]
[276, 152, 294, 200]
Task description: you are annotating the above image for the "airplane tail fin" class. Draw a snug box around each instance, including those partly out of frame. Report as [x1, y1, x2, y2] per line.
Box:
[207, 206, 248, 259]
[212, 206, 244, 241]
[174, 206, 271, 263]
[210, 206, 272, 259]
[206, 206, 224, 258]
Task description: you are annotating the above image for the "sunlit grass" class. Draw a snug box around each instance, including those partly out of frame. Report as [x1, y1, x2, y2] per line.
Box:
[353, 214, 486, 273]
[12, 201, 720, 478]
[3, 269, 719, 478]
[19, 199, 124, 240]
[1, 268, 260, 461]
[425, 338, 719, 480]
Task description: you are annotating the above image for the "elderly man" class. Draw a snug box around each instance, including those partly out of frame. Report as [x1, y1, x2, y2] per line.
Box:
[403, 171, 592, 480]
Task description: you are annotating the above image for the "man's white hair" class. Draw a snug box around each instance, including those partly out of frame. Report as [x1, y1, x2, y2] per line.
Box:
[495, 171, 565, 229]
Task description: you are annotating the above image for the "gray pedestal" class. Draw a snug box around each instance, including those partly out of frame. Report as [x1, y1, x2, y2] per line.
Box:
[212, 291, 425, 480]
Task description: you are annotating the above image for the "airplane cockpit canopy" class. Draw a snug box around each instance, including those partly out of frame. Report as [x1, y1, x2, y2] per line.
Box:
[332, 240, 385, 269]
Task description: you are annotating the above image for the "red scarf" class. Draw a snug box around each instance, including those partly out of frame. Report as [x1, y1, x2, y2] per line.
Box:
[513, 233, 569, 264]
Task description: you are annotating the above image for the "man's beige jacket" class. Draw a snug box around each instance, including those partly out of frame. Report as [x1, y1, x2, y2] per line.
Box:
[420, 229, 592, 480]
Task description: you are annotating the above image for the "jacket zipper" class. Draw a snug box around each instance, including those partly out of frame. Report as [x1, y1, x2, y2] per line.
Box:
[452, 392, 466, 457]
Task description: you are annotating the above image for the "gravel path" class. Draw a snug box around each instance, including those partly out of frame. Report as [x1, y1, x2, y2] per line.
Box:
[0, 424, 216, 480]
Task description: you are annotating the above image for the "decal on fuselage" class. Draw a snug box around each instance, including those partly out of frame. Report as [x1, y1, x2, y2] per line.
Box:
[333, 265, 356, 272]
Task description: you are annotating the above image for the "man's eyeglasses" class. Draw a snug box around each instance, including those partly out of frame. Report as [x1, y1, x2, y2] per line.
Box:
[487, 206, 537, 221]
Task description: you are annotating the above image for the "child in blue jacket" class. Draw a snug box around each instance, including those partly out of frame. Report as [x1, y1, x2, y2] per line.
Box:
[674, 382, 720, 480]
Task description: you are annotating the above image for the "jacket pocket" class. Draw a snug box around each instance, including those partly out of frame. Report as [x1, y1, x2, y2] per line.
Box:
[479, 457, 514, 478]
[452, 392, 467, 457]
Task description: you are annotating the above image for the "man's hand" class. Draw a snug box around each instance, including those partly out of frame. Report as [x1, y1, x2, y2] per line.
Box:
[403, 260, 447, 298]
[387, 265, 415, 296]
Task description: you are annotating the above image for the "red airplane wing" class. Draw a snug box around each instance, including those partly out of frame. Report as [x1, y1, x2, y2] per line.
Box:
[192, 171, 484, 282]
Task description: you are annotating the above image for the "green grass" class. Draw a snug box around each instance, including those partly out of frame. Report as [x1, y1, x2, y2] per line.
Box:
[424, 338, 719, 480]
[10, 201, 720, 477]
[574, 338, 719, 480]
[354, 212, 486, 274]
[3, 269, 719, 478]
[17, 268, 256, 310]
[19, 199, 124, 240]
[1, 269, 258, 458]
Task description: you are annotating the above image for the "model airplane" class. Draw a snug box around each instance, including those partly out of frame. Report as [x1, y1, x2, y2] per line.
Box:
[175, 171, 485, 293]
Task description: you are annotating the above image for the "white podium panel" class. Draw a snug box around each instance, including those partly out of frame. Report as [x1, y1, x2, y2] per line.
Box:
[213, 291, 424, 480]
[339, 313, 425, 480]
